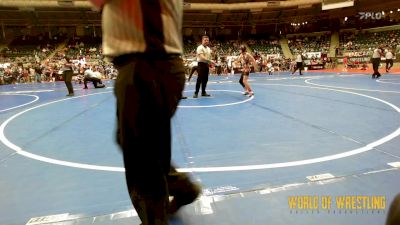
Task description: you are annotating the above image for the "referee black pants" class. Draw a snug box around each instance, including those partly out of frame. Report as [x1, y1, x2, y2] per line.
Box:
[293, 62, 303, 75]
[372, 58, 381, 77]
[113, 54, 200, 225]
[195, 62, 209, 94]
[386, 59, 393, 71]
[62, 70, 74, 95]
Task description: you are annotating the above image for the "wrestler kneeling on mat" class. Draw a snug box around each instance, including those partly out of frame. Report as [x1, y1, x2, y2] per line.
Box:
[83, 66, 106, 89]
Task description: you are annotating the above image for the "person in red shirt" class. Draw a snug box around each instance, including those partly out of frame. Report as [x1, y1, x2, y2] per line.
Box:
[342, 56, 348, 71]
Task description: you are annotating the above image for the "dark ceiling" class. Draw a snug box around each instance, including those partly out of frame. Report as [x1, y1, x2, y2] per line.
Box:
[0, 0, 398, 28]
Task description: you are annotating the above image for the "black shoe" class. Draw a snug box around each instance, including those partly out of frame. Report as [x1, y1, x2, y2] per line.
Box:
[168, 183, 201, 215]
[201, 93, 211, 97]
[83, 87, 88, 89]
[181, 96, 187, 99]
[66, 93, 74, 97]
[193, 93, 198, 98]
[95, 84, 106, 88]
[376, 75, 381, 79]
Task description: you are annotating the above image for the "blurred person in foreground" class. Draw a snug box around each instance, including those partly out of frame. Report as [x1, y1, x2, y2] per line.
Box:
[89, 0, 201, 225]
[387, 193, 400, 225]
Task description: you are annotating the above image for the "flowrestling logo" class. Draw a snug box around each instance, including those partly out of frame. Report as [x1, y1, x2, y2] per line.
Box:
[358, 12, 384, 20]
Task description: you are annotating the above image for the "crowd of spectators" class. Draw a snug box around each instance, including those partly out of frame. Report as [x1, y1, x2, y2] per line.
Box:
[288, 34, 330, 55]
[339, 30, 399, 56]
[1, 28, 399, 85]
[247, 39, 283, 55]
[0, 35, 117, 85]
[336, 29, 400, 68]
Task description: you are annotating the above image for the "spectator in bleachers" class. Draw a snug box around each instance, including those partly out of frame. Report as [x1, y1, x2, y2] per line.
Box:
[0, 68, 4, 85]
[266, 60, 273, 75]
[343, 56, 348, 71]
[34, 63, 43, 83]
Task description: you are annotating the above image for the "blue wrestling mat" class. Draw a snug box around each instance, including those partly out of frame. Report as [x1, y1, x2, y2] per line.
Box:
[0, 72, 399, 225]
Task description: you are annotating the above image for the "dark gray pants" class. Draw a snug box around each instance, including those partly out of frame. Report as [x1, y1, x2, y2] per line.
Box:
[195, 62, 209, 94]
[293, 62, 303, 75]
[62, 70, 74, 95]
[386, 59, 393, 71]
[113, 55, 199, 225]
[372, 58, 381, 77]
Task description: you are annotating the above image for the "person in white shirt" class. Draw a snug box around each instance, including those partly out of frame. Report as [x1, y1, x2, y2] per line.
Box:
[62, 57, 75, 96]
[194, 35, 212, 98]
[371, 44, 384, 79]
[267, 61, 273, 75]
[83, 66, 105, 89]
[385, 48, 394, 73]
[292, 52, 304, 75]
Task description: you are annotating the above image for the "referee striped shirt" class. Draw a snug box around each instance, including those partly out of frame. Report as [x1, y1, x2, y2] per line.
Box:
[372, 48, 382, 59]
[101, 0, 183, 57]
[196, 45, 212, 63]
[385, 51, 393, 60]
